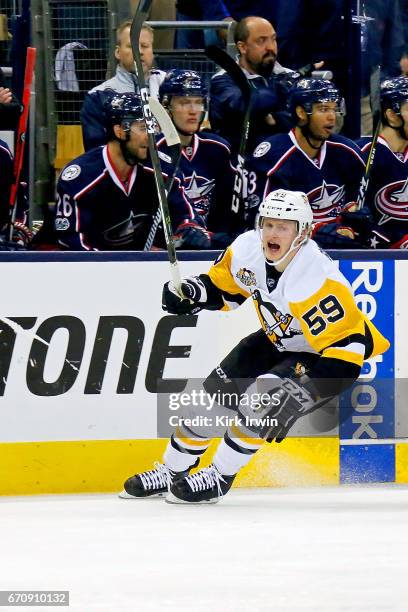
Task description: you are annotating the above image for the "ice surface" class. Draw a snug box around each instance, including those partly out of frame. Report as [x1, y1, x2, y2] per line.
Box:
[1, 485, 408, 611]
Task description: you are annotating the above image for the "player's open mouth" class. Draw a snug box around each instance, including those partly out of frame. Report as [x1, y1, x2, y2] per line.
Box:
[267, 241, 280, 253]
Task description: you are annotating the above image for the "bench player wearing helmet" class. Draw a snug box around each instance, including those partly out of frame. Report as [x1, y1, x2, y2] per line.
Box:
[246, 79, 365, 247]
[120, 189, 389, 503]
[346, 77, 408, 249]
[55, 92, 210, 250]
[157, 69, 236, 248]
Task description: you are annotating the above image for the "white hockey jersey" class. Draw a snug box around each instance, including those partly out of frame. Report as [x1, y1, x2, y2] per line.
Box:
[208, 231, 389, 366]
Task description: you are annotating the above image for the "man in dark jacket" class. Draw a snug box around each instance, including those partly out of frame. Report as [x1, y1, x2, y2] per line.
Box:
[209, 16, 299, 154]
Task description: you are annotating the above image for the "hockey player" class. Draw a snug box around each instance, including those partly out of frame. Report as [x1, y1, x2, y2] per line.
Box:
[343, 77, 408, 249]
[55, 93, 210, 250]
[246, 79, 365, 247]
[120, 189, 389, 504]
[158, 69, 236, 247]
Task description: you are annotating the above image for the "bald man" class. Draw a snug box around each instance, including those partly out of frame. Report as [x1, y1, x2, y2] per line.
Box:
[209, 16, 299, 154]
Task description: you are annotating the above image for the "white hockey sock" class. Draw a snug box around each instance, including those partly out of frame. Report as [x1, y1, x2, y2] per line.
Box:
[163, 440, 201, 473]
[213, 438, 259, 476]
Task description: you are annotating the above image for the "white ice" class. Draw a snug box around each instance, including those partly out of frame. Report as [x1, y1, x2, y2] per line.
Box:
[1, 485, 408, 612]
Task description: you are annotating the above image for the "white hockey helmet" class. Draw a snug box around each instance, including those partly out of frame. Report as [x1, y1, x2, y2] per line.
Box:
[257, 189, 313, 266]
[258, 189, 313, 231]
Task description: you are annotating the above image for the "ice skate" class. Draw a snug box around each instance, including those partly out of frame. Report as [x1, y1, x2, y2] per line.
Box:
[166, 464, 235, 504]
[119, 460, 198, 499]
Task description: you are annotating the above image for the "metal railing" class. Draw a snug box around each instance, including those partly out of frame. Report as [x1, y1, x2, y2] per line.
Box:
[146, 20, 237, 57]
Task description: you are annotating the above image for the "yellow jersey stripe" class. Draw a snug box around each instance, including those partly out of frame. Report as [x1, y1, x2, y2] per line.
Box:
[322, 347, 364, 366]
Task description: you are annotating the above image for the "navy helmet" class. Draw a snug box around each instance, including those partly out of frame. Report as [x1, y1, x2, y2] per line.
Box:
[159, 69, 208, 106]
[104, 92, 144, 128]
[288, 78, 344, 120]
[380, 77, 408, 114]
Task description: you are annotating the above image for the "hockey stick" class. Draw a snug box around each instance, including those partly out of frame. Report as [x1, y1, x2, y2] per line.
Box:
[131, 0, 182, 290]
[356, 109, 382, 210]
[8, 46, 36, 241]
[205, 45, 253, 230]
[144, 97, 182, 251]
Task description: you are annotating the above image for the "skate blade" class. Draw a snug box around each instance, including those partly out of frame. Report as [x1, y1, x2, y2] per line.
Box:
[165, 492, 219, 505]
[118, 490, 167, 499]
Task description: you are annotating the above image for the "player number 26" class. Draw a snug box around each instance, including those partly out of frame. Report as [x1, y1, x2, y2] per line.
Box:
[302, 295, 345, 336]
[56, 193, 73, 217]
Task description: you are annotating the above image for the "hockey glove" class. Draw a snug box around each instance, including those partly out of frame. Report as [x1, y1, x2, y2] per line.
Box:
[174, 221, 211, 250]
[312, 221, 360, 249]
[162, 276, 208, 315]
[261, 377, 319, 443]
[340, 206, 402, 249]
[339, 205, 375, 243]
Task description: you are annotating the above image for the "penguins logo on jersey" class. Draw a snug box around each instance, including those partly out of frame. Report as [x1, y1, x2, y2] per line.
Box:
[184, 171, 215, 216]
[252, 289, 302, 347]
[307, 181, 345, 222]
[236, 267, 256, 287]
[375, 178, 408, 225]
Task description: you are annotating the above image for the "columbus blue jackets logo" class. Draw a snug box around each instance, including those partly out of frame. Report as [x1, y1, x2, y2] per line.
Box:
[307, 181, 345, 222]
[375, 178, 408, 224]
[102, 212, 150, 247]
[184, 171, 215, 216]
[236, 267, 256, 286]
[252, 290, 302, 348]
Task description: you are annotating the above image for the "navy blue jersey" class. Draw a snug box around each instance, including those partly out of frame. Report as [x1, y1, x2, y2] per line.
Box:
[246, 129, 365, 228]
[157, 131, 235, 233]
[357, 136, 408, 247]
[55, 145, 194, 250]
[0, 139, 13, 229]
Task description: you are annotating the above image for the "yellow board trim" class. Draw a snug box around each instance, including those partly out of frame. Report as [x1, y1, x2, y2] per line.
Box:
[0, 438, 339, 495]
[395, 443, 408, 483]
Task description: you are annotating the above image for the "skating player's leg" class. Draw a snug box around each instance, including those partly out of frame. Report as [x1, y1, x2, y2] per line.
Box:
[167, 332, 291, 504]
[120, 330, 278, 499]
[167, 418, 265, 504]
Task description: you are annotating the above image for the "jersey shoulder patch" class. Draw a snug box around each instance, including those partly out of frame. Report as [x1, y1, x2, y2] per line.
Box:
[250, 133, 291, 163]
[58, 149, 105, 195]
[60, 164, 82, 181]
[253, 141, 272, 158]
